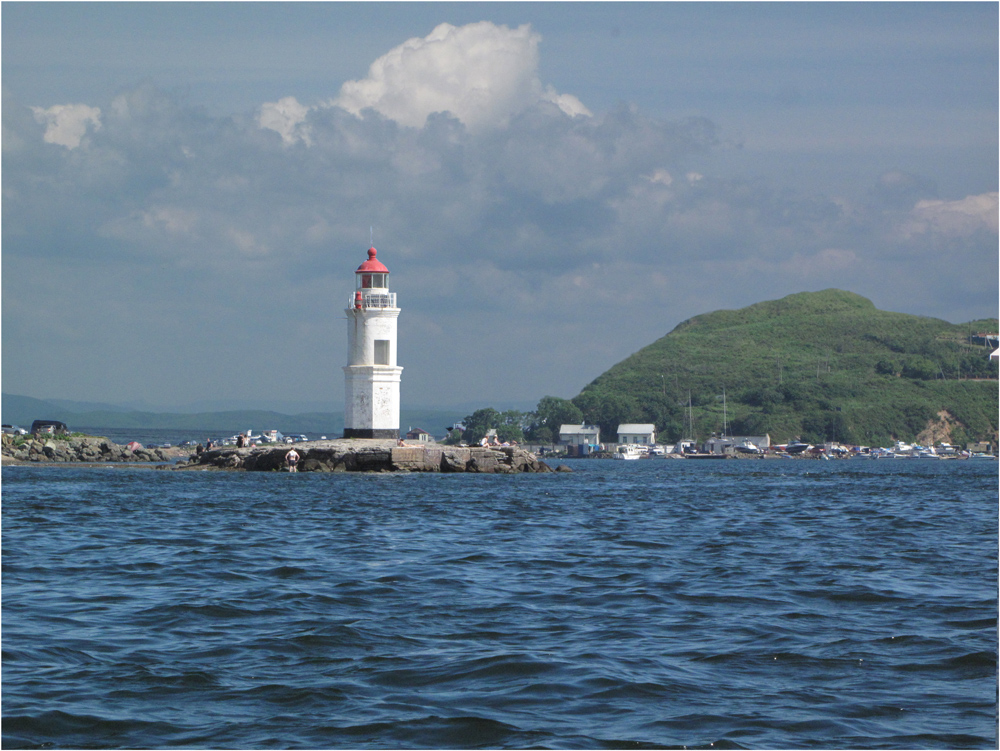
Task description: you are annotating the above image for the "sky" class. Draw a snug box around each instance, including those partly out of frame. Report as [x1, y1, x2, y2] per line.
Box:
[3, 2, 998, 412]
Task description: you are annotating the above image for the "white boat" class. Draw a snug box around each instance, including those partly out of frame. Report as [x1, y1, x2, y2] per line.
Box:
[857, 447, 891, 459]
[613, 444, 647, 460]
[734, 440, 762, 455]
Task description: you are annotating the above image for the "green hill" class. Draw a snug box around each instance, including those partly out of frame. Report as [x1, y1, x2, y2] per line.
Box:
[572, 290, 998, 447]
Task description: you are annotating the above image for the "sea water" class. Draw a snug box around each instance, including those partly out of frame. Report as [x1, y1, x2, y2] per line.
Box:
[2, 458, 996, 749]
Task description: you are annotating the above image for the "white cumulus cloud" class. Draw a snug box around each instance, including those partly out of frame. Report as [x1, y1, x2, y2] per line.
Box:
[332, 21, 591, 130]
[258, 96, 311, 145]
[901, 192, 999, 238]
[30, 103, 101, 148]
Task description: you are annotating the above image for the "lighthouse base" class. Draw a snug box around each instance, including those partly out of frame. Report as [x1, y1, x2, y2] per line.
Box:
[343, 428, 399, 439]
[343, 364, 403, 441]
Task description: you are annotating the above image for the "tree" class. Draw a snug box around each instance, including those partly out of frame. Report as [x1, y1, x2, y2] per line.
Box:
[572, 390, 640, 442]
[461, 408, 527, 445]
[462, 408, 501, 445]
[497, 410, 527, 444]
[442, 427, 465, 445]
[526, 396, 583, 442]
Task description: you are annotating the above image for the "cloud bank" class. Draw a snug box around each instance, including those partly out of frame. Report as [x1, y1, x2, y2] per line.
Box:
[3, 22, 996, 408]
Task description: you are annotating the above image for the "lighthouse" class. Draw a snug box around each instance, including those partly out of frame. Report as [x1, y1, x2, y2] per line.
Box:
[343, 246, 402, 439]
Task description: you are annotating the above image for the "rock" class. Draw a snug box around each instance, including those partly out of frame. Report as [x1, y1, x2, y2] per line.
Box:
[440, 447, 470, 472]
[0, 436, 557, 474]
[391, 446, 442, 472]
[174, 439, 557, 475]
[555, 464, 573, 472]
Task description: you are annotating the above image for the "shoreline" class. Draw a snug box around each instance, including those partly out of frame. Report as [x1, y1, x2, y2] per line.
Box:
[179, 439, 562, 473]
[2, 437, 565, 474]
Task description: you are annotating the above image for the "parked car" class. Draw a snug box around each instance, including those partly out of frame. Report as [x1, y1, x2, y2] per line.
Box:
[2, 424, 28, 435]
[31, 420, 69, 435]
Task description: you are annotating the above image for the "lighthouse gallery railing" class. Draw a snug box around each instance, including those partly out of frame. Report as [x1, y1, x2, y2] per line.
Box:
[351, 292, 397, 309]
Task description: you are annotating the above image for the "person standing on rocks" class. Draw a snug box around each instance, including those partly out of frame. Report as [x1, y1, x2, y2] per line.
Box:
[285, 448, 300, 472]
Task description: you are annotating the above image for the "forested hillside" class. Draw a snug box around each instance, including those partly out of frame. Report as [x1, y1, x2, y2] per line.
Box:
[571, 290, 998, 446]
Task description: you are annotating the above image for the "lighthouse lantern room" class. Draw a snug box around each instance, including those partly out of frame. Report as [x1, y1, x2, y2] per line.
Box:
[343, 247, 402, 439]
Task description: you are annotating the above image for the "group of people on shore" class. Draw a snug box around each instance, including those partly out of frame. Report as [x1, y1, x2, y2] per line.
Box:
[479, 434, 518, 448]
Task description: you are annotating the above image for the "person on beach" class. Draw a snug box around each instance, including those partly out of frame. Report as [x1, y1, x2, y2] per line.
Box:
[285, 448, 300, 472]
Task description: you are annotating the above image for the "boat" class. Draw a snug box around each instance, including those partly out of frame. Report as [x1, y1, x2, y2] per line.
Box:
[968, 452, 997, 460]
[684, 450, 730, 460]
[668, 394, 700, 458]
[646, 445, 667, 457]
[784, 442, 813, 455]
[613, 444, 647, 460]
[734, 440, 762, 455]
[892, 441, 914, 456]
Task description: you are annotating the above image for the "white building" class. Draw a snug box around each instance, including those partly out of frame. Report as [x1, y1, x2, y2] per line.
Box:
[617, 423, 656, 445]
[559, 424, 601, 446]
[343, 247, 403, 439]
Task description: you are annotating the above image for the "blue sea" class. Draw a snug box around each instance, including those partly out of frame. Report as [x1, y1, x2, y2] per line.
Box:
[2, 457, 996, 749]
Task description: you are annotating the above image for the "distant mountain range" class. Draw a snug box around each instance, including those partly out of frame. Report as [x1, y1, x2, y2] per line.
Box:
[1, 393, 467, 439]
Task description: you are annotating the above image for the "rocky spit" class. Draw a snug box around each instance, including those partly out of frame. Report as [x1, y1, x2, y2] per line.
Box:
[1, 436, 569, 474]
[183, 440, 566, 473]
[1, 435, 187, 465]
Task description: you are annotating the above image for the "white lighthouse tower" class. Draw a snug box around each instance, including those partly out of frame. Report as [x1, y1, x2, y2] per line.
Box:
[343, 246, 402, 439]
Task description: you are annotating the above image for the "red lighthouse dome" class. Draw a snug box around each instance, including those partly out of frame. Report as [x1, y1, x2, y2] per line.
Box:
[356, 247, 389, 274]
[355, 247, 390, 293]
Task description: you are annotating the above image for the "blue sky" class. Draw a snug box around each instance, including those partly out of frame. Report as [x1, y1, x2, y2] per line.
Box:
[3, 2, 997, 412]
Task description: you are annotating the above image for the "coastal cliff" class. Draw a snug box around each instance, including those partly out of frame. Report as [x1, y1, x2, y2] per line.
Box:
[180, 439, 561, 473]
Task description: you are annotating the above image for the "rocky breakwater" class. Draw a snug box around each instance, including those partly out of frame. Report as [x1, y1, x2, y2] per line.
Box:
[181, 439, 568, 474]
[1, 435, 184, 464]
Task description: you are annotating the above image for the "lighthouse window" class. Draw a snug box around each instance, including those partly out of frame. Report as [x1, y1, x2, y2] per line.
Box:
[374, 340, 390, 365]
[359, 273, 386, 289]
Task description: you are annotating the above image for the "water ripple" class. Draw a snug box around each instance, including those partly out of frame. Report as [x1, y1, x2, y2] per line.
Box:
[2, 460, 996, 749]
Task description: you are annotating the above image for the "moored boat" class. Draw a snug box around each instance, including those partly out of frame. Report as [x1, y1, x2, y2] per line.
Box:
[734, 440, 762, 455]
[613, 444, 647, 460]
[784, 442, 812, 455]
